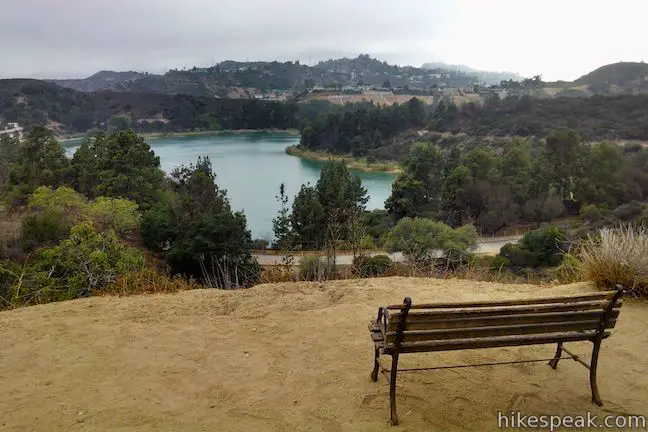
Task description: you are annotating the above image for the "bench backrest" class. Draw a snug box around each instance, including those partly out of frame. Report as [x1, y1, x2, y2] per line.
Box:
[378, 290, 623, 353]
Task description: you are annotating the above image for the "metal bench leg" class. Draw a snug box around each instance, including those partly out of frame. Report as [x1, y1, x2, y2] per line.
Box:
[548, 342, 563, 369]
[590, 340, 603, 406]
[371, 348, 380, 382]
[389, 353, 400, 425]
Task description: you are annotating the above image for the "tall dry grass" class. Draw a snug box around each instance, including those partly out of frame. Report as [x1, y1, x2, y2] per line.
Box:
[101, 268, 203, 296]
[579, 225, 648, 296]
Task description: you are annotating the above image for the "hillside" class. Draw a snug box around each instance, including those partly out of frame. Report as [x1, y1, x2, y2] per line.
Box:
[572, 62, 648, 95]
[0, 79, 297, 134]
[50, 55, 481, 98]
[1, 277, 646, 431]
[49, 71, 149, 92]
[422, 62, 523, 85]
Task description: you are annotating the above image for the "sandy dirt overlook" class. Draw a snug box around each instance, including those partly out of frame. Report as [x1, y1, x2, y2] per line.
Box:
[1, 277, 647, 431]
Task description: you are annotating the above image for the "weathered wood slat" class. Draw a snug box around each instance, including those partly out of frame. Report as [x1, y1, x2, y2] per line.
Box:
[385, 320, 615, 343]
[390, 301, 618, 323]
[384, 331, 611, 354]
[386, 309, 620, 332]
[386, 291, 616, 310]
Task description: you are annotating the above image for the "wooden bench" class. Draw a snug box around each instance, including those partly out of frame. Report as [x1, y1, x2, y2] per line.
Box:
[368, 287, 624, 425]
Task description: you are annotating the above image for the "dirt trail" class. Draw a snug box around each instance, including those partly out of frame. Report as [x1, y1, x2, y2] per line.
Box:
[1, 278, 647, 431]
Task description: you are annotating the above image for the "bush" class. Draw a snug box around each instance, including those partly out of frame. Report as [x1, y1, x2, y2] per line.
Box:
[252, 239, 270, 250]
[581, 204, 603, 223]
[383, 217, 477, 265]
[34, 221, 144, 298]
[299, 256, 333, 281]
[20, 210, 69, 250]
[353, 254, 393, 277]
[489, 255, 511, 270]
[499, 227, 566, 268]
[579, 225, 648, 296]
[86, 197, 141, 234]
[612, 200, 644, 222]
[27, 186, 87, 216]
[360, 234, 375, 250]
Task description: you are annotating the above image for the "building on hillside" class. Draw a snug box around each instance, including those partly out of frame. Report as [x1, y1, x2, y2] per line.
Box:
[0, 122, 24, 141]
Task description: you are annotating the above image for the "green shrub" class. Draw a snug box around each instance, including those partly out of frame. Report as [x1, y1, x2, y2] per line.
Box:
[579, 225, 648, 296]
[581, 204, 603, 223]
[383, 217, 477, 265]
[499, 227, 566, 268]
[86, 197, 141, 234]
[360, 235, 375, 250]
[299, 256, 332, 281]
[489, 255, 511, 270]
[353, 254, 393, 277]
[34, 221, 144, 298]
[27, 186, 87, 216]
[20, 210, 69, 250]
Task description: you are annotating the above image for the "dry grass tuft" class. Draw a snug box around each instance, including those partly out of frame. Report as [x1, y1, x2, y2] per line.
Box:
[0, 212, 23, 260]
[101, 268, 203, 296]
[579, 225, 648, 296]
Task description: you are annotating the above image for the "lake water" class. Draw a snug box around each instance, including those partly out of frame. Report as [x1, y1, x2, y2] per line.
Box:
[63, 132, 396, 240]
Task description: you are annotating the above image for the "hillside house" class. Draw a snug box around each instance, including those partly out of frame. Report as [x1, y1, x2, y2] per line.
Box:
[0, 122, 24, 141]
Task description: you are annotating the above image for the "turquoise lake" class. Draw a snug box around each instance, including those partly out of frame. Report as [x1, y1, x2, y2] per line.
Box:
[64, 132, 396, 240]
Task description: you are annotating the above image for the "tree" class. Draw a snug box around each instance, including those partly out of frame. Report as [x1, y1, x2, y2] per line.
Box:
[386, 173, 426, 219]
[272, 183, 293, 250]
[544, 130, 584, 200]
[71, 130, 166, 210]
[383, 217, 477, 265]
[316, 161, 368, 230]
[160, 156, 259, 288]
[0, 135, 18, 189]
[576, 142, 625, 208]
[10, 126, 71, 194]
[440, 165, 471, 227]
[500, 137, 532, 204]
[291, 184, 325, 249]
[387, 143, 444, 219]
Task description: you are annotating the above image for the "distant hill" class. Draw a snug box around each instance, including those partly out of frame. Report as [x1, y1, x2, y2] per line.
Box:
[49, 55, 482, 97]
[0, 79, 297, 135]
[574, 62, 648, 95]
[49, 71, 149, 92]
[422, 62, 523, 85]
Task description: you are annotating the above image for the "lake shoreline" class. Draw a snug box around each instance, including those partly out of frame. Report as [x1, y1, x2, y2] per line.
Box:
[58, 128, 300, 143]
[285, 145, 402, 174]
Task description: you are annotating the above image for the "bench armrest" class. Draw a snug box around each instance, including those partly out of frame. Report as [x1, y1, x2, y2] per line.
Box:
[374, 306, 390, 334]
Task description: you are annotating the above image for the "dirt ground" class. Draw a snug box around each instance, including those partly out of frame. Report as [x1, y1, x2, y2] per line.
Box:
[1, 278, 647, 431]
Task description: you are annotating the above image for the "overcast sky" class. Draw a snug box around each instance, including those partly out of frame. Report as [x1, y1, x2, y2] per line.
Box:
[0, 0, 646, 81]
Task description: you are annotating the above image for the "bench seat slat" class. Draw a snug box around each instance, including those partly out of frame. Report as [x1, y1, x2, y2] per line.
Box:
[386, 291, 616, 310]
[385, 320, 616, 343]
[383, 331, 610, 354]
[387, 309, 620, 332]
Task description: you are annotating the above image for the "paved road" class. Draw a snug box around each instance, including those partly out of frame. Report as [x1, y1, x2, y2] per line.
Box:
[253, 236, 521, 266]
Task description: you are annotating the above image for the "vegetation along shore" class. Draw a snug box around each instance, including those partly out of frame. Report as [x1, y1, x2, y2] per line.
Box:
[285, 145, 402, 173]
